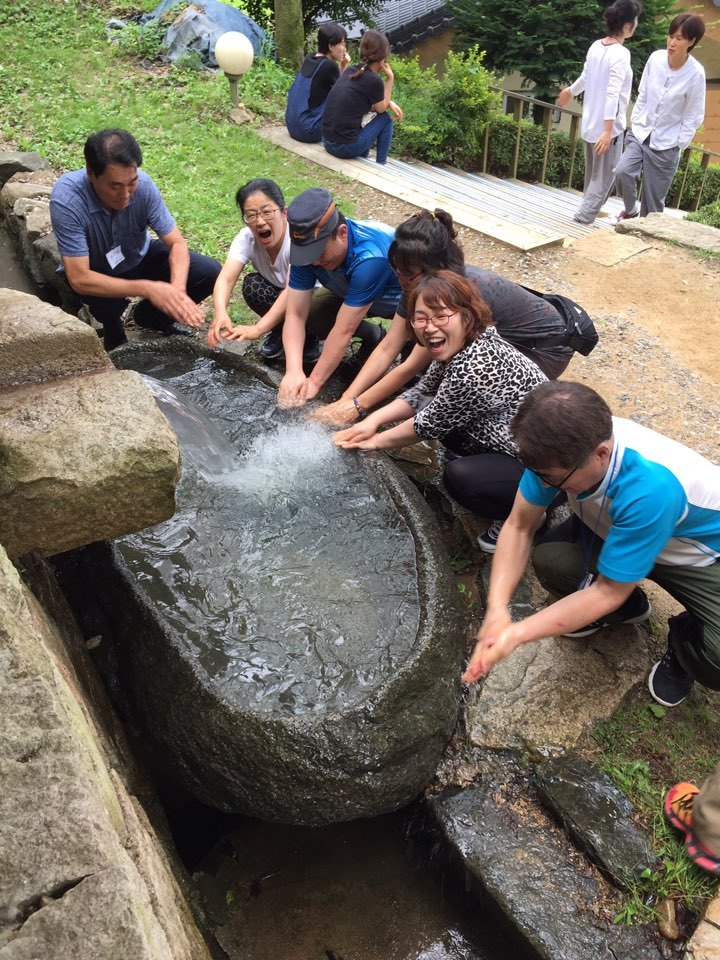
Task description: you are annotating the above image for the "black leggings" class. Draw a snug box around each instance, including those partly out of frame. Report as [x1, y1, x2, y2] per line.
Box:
[242, 272, 282, 316]
[443, 452, 525, 520]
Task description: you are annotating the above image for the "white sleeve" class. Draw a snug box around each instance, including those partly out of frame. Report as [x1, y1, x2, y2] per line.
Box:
[679, 67, 706, 149]
[226, 227, 254, 266]
[604, 50, 628, 120]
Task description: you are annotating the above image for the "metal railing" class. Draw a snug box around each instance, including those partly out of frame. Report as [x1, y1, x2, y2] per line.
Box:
[485, 85, 720, 211]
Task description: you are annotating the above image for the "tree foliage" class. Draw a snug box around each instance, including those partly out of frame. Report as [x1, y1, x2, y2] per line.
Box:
[241, 0, 381, 37]
[448, 0, 677, 100]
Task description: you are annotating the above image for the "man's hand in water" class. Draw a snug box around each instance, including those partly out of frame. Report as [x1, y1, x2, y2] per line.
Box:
[278, 371, 309, 409]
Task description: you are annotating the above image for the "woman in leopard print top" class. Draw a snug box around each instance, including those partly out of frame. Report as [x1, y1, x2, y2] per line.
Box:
[333, 271, 546, 548]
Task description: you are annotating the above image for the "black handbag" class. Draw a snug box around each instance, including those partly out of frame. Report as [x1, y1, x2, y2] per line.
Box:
[520, 286, 599, 357]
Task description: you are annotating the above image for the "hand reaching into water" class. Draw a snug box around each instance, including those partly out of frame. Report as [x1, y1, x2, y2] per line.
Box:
[312, 398, 359, 426]
[278, 372, 309, 409]
[332, 421, 379, 448]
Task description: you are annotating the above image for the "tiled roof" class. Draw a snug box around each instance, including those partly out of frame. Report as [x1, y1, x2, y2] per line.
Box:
[331, 0, 453, 48]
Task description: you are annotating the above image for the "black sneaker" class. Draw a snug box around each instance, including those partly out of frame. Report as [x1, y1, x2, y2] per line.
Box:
[259, 327, 284, 360]
[302, 334, 323, 364]
[563, 589, 652, 638]
[477, 520, 504, 554]
[648, 642, 694, 707]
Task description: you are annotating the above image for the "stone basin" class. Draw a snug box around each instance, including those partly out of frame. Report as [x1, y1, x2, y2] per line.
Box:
[72, 340, 466, 825]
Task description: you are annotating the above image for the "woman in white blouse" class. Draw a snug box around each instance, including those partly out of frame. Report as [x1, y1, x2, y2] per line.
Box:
[614, 13, 706, 220]
[559, 0, 641, 225]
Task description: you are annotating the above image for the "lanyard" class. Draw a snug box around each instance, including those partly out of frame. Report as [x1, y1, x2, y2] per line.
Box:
[576, 443, 618, 589]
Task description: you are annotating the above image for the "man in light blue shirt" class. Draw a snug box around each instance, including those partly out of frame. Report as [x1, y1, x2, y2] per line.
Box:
[277, 187, 401, 408]
[50, 129, 220, 350]
[464, 381, 720, 708]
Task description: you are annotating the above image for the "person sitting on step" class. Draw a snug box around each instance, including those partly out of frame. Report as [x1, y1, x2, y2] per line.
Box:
[463, 381, 720, 711]
[285, 22, 350, 144]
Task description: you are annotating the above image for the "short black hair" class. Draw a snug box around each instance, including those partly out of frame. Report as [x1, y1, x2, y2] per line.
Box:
[235, 178, 285, 213]
[668, 12, 705, 51]
[84, 129, 142, 176]
[318, 22, 347, 54]
[511, 381, 613, 470]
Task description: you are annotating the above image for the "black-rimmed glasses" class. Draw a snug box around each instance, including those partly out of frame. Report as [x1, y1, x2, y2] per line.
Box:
[243, 207, 279, 225]
[533, 463, 581, 489]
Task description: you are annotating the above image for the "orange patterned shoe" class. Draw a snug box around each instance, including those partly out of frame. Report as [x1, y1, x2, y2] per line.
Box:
[664, 782, 699, 835]
[685, 833, 720, 876]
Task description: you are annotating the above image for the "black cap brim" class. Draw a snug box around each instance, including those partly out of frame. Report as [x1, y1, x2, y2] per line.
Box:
[289, 234, 330, 267]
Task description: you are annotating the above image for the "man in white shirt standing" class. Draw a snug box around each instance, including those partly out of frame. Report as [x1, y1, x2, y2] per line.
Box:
[614, 13, 706, 220]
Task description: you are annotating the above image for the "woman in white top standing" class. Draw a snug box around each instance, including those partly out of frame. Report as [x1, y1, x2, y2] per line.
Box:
[614, 13, 706, 220]
[559, 0, 641, 225]
[207, 178, 321, 362]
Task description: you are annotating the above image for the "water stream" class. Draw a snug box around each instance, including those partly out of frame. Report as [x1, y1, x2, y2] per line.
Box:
[119, 353, 420, 713]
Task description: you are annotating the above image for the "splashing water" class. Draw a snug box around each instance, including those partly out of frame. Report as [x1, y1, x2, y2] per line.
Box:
[117, 355, 420, 714]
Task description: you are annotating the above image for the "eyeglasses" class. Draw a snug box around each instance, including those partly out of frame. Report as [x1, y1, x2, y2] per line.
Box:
[533, 462, 581, 489]
[410, 310, 457, 329]
[243, 206, 279, 225]
[395, 269, 422, 285]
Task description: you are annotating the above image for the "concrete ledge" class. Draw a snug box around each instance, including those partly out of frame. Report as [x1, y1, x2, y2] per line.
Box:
[0, 369, 180, 558]
[615, 211, 720, 255]
[0, 289, 109, 387]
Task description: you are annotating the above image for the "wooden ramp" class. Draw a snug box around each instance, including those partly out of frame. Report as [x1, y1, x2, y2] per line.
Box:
[260, 126, 625, 253]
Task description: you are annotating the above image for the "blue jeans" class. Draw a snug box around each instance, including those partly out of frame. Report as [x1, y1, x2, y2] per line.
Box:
[323, 112, 393, 164]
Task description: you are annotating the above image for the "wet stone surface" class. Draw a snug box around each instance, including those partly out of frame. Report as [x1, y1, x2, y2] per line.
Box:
[63, 340, 466, 825]
[428, 761, 665, 960]
[534, 752, 659, 888]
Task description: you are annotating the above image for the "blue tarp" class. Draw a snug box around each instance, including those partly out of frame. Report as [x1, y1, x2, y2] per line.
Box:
[143, 0, 267, 65]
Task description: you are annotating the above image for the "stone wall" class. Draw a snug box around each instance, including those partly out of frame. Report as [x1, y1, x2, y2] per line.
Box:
[0, 545, 214, 960]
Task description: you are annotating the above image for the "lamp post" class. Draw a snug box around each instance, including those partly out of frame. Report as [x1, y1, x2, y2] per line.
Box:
[215, 31, 254, 124]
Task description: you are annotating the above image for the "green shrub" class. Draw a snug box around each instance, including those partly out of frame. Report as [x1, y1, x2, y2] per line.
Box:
[670, 155, 720, 211]
[394, 49, 500, 167]
[687, 199, 720, 229]
[485, 115, 585, 189]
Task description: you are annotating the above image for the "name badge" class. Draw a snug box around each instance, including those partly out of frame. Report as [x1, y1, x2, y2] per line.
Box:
[106, 246, 125, 269]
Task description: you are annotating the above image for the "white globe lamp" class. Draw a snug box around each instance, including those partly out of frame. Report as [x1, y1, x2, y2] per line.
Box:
[215, 31, 254, 116]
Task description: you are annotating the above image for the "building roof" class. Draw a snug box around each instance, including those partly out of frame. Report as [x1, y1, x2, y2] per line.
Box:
[336, 0, 453, 50]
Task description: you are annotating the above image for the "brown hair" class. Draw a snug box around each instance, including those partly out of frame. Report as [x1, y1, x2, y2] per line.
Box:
[406, 270, 492, 347]
[510, 381, 613, 470]
[350, 29, 391, 79]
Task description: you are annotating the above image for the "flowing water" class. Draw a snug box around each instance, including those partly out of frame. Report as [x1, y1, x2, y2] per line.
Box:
[117, 352, 420, 714]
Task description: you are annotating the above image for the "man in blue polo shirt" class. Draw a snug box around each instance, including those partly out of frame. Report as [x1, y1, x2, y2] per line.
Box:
[463, 381, 720, 708]
[277, 187, 401, 408]
[49, 129, 221, 350]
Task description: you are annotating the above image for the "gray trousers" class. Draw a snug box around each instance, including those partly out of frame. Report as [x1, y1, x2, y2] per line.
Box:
[574, 135, 623, 224]
[613, 131, 681, 216]
[696, 761, 720, 857]
[533, 516, 720, 689]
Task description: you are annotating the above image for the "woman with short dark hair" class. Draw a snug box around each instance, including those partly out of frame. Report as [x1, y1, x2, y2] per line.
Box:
[614, 12, 706, 219]
[285, 22, 350, 144]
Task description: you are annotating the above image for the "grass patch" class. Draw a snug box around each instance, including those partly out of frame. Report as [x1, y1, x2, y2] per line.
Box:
[0, 0, 350, 264]
[587, 686, 720, 924]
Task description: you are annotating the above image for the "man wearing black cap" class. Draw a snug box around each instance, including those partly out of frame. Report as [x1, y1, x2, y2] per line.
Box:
[277, 187, 401, 408]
